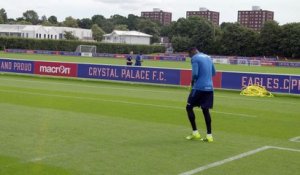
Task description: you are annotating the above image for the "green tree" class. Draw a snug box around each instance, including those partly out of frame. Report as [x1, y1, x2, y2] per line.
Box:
[211, 27, 223, 55]
[41, 15, 47, 22]
[63, 16, 78, 27]
[16, 17, 25, 22]
[48, 16, 58, 24]
[41, 20, 52, 26]
[40, 15, 51, 25]
[160, 25, 173, 38]
[259, 21, 282, 56]
[101, 20, 114, 33]
[91, 15, 105, 26]
[110, 14, 127, 25]
[220, 23, 259, 56]
[137, 19, 160, 43]
[127, 14, 139, 30]
[189, 17, 215, 53]
[16, 17, 31, 25]
[170, 17, 215, 53]
[171, 18, 193, 38]
[78, 18, 93, 29]
[114, 24, 128, 31]
[220, 23, 241, 55]
[171, 36, 192, 52]
[91, 24, 105, 41]
[242, 29, 259, 56]
[7, 18, 16, 24]
[0, 16, 3, 24]
[280, 23, 300, 58]
[63, 31, 78, 40]
[91, 14, 114, 33]
[23, 10, 39, 24]
[16, 20, 32, 25]
[0, 8, 7, 23]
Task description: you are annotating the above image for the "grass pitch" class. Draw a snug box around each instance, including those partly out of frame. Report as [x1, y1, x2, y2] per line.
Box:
[0, 52, 299, 174]
[0, 74, 299, 175]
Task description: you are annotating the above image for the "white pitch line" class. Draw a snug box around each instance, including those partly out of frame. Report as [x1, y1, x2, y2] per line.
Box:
[289, 136, 300, 143]
[0, 89, 256, 118]
[0, 77, 175, 94]
[1, 153, 65, 169]
[179, 146, 300, 175]
[179, 146, 271, 175]
[269, 146, 300, 152]
[0, 77, 299, 105]
[28, 153, 66, 162]
[215, 95, 300, 105]
[212, 111, 256, 118]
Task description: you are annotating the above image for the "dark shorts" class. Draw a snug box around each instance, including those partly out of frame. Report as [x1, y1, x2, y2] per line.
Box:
[187, 90, 214, 109]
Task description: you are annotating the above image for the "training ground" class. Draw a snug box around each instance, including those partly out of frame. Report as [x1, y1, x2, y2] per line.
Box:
[0, 52, 299, 175]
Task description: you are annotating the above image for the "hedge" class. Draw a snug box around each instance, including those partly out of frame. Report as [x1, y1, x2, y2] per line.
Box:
[0, 37, 165, 54]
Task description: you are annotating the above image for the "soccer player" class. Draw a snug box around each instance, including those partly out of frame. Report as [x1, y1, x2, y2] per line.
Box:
[135, 52, 143, 66]
[126, 51, 134, 66]
[185, 47, 216, 142]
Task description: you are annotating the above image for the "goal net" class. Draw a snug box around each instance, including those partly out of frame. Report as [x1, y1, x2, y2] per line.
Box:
[237, 59, 249, 66]
[76, 45, 96, 57]
[249, 60, 261, 66]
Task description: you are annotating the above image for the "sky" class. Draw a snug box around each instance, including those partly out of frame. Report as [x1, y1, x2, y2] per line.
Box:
[1, 0, 299, 24]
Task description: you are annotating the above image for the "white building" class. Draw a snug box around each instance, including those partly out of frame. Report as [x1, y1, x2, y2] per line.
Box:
[103, 30, 152, 45]
[0, 24, 93, 41]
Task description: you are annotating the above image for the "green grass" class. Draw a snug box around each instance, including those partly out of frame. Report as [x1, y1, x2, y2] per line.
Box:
[1, 52, 300, 75]
[200, 149, 300, 175]
[0, 74, 299, 175]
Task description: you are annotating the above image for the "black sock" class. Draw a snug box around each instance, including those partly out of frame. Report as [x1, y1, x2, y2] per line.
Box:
[201, 108, 212, 134]
[186, 105, 197, 131]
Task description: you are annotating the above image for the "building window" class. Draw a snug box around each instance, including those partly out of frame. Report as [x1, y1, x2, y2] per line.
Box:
[44, 34, 46, 38]
[39, 34, 41, 38]
[26, 33, 28, 38]
[36, 33, 38, 38]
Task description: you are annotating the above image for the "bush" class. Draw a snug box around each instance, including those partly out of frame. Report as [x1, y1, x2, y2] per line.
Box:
[0, 37, 165, 54]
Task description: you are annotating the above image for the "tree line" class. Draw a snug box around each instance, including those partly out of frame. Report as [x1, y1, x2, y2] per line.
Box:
[0, 8, 299, 58]
[166, 17, 300, 59]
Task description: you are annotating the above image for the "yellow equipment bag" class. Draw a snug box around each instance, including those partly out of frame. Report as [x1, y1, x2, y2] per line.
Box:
[240, 84, 274, 97]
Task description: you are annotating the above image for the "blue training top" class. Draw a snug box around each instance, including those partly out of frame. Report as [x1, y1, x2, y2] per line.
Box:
[191, 52, 216, 91]
[135, 54, 142, 66]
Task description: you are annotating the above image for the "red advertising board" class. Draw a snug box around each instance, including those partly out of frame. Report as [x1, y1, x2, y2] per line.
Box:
[34, 61, 78, 77]
[26, 50, 35, 54]
[114, 54, 126, 58]
[261, 61, 276, 67]
[213, 72, 222, 88]
[2, 57, 299, 95]
[180, 70, 192, 86]
[180, 70, 222, 88]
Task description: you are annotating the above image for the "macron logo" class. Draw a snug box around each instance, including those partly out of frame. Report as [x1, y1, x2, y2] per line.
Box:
[39, 65, 71, 74]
